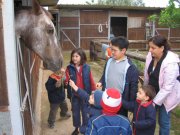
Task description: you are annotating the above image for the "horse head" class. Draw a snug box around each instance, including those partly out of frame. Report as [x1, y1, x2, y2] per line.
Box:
[15, 0, 63, 72]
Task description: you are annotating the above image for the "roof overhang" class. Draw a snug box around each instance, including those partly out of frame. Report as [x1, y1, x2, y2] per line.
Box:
[52, 4, 164, 11]
[39, 0, 59, 6]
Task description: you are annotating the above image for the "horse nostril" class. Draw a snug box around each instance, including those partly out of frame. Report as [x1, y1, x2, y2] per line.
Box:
[50, 61, 63, 72]
[43, 56, 63, 71]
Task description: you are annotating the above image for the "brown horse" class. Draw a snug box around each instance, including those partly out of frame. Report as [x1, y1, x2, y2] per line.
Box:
[15, 0, 63, 72]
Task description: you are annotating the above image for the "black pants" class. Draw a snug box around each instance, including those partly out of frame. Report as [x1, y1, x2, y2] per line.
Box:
[48, 100, 68, 125]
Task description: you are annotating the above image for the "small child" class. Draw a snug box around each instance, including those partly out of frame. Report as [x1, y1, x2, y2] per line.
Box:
[105, 41, 112, 60]
[85, 88, 132, 135]
[123, 85, 156, 135]
[45, 68, 71, 129]
[69, 79, 103, 134]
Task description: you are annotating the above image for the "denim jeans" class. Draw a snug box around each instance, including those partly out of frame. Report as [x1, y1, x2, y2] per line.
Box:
[71, 95, 88, 128]
[157, 104, 171, 135]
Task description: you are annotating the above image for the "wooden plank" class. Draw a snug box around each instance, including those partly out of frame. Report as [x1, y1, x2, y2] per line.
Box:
[126, 51, 146, 62]
[80, 25, 107, 37]
[60, 17, 79, 27]
[39, 0, 58, 6]
[0, 106, 9, 112]
[0, 11, 8, 106]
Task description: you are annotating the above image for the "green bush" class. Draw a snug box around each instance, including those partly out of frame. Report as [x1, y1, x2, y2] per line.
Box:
[132, 59, 145, 73]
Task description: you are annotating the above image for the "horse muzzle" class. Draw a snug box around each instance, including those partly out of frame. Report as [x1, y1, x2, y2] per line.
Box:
[43, 60, 63, 72]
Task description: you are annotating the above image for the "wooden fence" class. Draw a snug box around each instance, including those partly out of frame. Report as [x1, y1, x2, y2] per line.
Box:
[90, 39, 180, 61]
[89, 39, 180, 84]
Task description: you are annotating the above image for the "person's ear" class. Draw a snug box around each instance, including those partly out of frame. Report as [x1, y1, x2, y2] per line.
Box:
[121, 48, 126, 54]
[145, 95, 150, 101]
[160, 46, 164, 52]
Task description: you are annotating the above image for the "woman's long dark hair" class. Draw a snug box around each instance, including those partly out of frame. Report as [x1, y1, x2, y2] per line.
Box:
[148, 35, 170, 53]
[70, 48, 87, 65]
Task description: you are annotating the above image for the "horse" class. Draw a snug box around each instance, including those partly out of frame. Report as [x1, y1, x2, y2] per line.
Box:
[15, 0, 63, 72]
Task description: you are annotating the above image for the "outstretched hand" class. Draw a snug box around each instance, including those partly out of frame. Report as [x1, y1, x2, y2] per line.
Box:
[96, 82, 102, 90]
[69, 79, 78, 91]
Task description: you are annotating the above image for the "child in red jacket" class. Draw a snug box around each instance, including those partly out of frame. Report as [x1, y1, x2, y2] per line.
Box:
[65, 48, 96, 135]
[123, 85, 156, 135]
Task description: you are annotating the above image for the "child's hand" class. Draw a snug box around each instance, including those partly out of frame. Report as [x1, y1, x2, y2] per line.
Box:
[96, 82, 102, 90]
[55, 80, 62, 88]
[60, 68, 65, 77]
[69, 80, 78, 91]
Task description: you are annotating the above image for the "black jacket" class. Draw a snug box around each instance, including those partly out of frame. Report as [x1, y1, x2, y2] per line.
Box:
[100, 57, 139, 116]
[45, 75, 65, 104]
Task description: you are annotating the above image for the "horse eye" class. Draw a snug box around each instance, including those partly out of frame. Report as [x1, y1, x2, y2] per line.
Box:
[47, 28, 54, 34]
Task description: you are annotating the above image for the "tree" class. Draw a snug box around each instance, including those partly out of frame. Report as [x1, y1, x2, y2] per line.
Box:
[149, 0, 180, 28]
[97, 0, 144, 6]
[132, 0, 145, 6]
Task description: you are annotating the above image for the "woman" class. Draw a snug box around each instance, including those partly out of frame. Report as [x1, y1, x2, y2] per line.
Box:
[144, 35, 180, 135]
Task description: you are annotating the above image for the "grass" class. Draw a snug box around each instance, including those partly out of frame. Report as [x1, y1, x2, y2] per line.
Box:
[171, 107, 180, 135]
[132, 59, 145, 74]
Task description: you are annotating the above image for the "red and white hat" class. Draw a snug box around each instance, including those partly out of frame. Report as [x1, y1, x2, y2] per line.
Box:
[101, 88, 122, 114]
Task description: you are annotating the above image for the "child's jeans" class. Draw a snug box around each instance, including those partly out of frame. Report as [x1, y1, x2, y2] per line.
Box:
[71, 96, 88, 128]
[48, 100, 68, 125]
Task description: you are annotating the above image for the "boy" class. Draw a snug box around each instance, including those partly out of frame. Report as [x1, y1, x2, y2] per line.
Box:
[96, 36, 139, 117]
[85, 88, 132, 135]
[105, 41, 112, 60]
[123, 85, 156, 135]
[45, 68, 71, 129]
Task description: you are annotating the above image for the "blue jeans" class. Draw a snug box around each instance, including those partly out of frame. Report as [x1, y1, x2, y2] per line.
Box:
[71, 95, 88, 128]
[157, 105, 171, 135]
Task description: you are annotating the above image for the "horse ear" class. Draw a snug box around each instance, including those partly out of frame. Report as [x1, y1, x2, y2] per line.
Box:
[32, 0, 42, 15]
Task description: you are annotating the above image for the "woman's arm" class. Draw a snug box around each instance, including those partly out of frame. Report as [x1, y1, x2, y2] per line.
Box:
[153, 63, 179, 106]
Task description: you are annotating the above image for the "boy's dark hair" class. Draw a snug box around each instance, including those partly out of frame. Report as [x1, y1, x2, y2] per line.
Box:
[70, 48, 87, 65]
[111, 36, 129, 50]
[141, 85, 156, 101]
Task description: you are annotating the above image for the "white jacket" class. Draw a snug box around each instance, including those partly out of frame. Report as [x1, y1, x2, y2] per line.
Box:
[144, 51, 180, 112]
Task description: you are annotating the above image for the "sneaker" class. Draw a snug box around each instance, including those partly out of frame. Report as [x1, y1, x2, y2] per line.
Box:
[71, 128, 79, 135]
[48, 123, 55, 129]
[61, 112, 71, 118]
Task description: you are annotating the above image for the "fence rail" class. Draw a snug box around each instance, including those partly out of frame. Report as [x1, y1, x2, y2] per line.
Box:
[90, 39, 180, 83]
